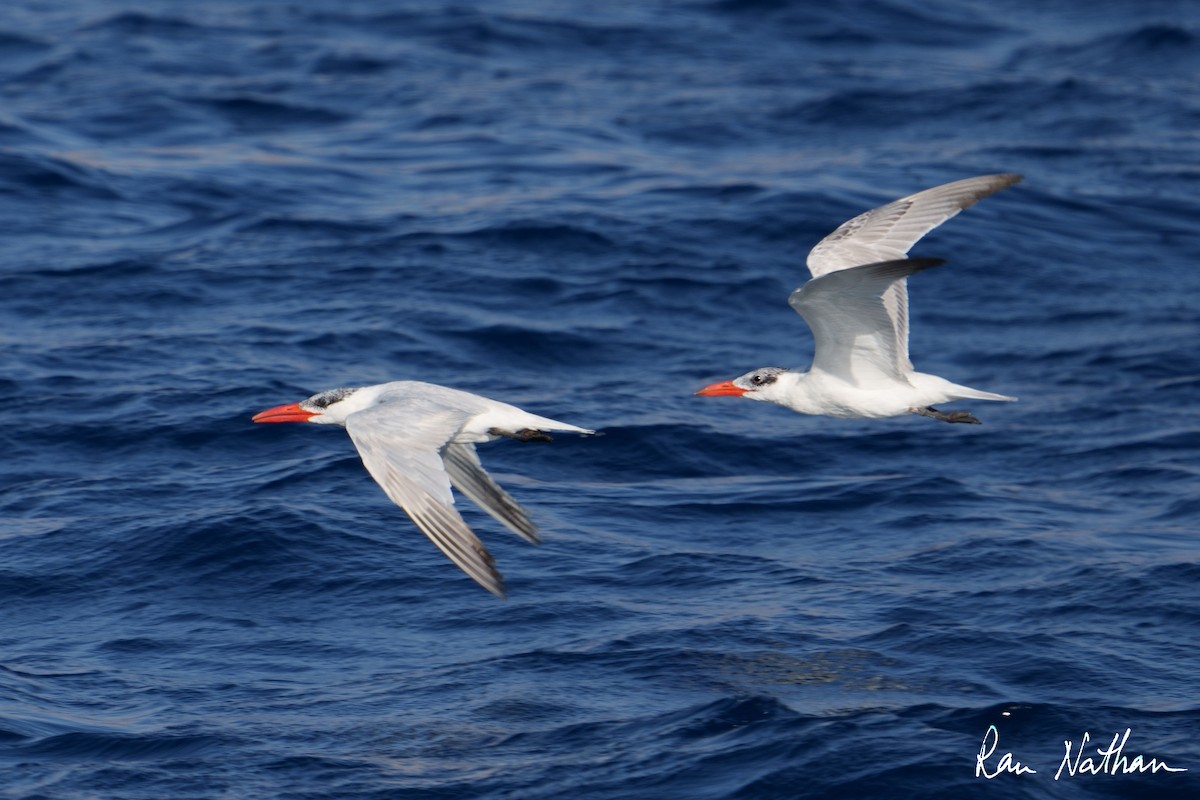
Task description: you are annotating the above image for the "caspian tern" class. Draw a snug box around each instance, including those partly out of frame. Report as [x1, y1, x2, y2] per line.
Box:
[696, 173, 1021, 424]
[252, 381, 593, 598]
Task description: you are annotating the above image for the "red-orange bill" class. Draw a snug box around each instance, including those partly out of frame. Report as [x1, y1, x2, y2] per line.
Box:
[252, 402, 316, 423]
[694, 380, 747, 397]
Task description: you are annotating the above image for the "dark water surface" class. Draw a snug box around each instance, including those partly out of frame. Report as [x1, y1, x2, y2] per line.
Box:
[2, 1, 1199, 798]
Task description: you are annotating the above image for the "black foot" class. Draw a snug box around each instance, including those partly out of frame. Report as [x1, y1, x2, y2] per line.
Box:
[489, 427, 554, 442]
[910, 406, 981, 425]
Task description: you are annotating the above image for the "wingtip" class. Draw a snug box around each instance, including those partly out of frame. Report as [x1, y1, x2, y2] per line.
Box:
[969, 172, 1023, 200]
[475, 565, 509, 599]
[909, 256, 948, 270]
[992, 173, 1024, 191]
[938, 174, 1022, 212]
[840, 257, 949, 282]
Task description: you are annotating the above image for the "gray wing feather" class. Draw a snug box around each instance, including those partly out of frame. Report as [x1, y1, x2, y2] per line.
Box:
[346, 406, 508, 598]
[806, 174, 1021, 276]
[789, 258, 945, 386]
[805, 174, 1021, 371]
[442, 442, 539, 544]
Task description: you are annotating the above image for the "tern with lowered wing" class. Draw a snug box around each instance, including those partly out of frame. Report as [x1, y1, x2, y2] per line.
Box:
[696, 173, 1021, 424]
[253, 381, 594, 598]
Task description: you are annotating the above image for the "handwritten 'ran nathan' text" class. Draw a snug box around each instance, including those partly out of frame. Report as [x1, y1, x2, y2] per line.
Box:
[975, 725, 1187, 781]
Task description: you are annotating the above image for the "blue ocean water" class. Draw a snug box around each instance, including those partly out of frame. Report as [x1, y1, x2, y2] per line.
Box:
[2, 1, 1199, 797]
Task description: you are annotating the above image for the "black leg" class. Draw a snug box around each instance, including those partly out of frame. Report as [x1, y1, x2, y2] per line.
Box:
[909, 406, 982, 425]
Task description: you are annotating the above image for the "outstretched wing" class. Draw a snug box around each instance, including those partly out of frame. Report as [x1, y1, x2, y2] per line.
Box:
[805, 174, 1021, 371]
[345, 404, 507, 598]
[442, 442, 539, 544]
[789, 258, 945, 387]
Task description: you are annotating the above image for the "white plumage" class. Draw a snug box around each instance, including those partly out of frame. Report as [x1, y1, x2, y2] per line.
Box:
[253, 381, 593, 598]
[697, 174, 1021, 424]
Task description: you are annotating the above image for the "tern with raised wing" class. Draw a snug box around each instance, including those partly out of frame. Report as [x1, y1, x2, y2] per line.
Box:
[696, 173, 1021, 424]
[253, 381, 594, 598]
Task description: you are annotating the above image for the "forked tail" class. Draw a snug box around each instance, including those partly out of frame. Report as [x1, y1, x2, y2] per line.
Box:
[953, 385, 1017, 402]
[912, 372, 1017, 404]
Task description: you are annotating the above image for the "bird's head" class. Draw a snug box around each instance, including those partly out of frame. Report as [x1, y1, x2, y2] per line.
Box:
[694, 367, 790, 402]
[252, 387, 366, 426]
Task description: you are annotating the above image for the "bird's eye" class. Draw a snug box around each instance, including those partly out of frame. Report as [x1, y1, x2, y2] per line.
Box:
[750, 372, 777, 386]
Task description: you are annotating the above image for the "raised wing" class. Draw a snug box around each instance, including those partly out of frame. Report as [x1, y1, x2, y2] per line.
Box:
[806, 174, 1021, 276]
[345, 404, 508, 598]
[805, 174, 1021, 370]
[442, 442, 539, 544]
[789, 258, 945, 387]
